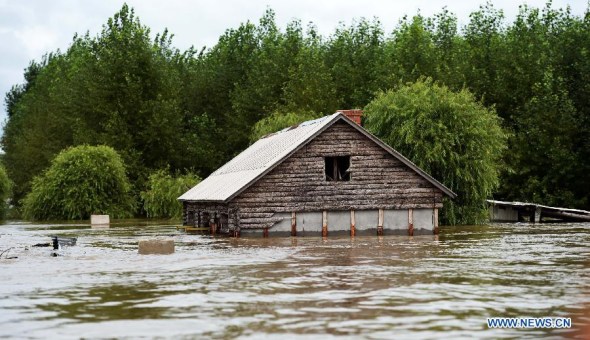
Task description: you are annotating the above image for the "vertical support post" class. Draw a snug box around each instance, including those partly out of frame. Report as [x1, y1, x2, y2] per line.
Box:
[534, 206, 542, 224]
[433, 208, 439, 235]
[350, 210, 356, 237]
[408, 208, 414, 236]
[377, 208, 384, 236]
[263, 227, 269, 238]
[291, 212, 297, 237]
[322, 211, 328, 237]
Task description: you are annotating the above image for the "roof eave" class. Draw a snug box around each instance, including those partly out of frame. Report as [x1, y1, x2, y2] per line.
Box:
[178, 198, 229, 204]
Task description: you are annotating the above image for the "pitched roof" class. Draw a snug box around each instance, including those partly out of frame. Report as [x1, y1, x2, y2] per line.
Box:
[179, 113, 456, 202]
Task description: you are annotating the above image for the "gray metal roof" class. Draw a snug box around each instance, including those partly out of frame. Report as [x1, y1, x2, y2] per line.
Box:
[179, 112, 456, 202]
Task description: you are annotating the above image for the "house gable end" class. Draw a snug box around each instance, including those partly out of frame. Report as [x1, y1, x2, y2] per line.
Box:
[226, 115, 454, 203]
[232, 121, 447, 230]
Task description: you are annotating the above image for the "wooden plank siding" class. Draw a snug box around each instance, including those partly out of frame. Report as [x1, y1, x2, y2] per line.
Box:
[233, 120, 443, 230]
[182, 202, 239, 232]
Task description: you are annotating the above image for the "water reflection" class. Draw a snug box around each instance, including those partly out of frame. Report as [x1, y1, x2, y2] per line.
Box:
[0, 221, 589, 338]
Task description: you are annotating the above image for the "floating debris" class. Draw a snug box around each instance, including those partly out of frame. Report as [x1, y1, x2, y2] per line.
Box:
[0, 247, 14, 259]
[51, 236, 77, 250]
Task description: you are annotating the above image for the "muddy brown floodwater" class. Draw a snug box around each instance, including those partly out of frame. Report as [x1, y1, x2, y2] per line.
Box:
[1, 220, 589, 339]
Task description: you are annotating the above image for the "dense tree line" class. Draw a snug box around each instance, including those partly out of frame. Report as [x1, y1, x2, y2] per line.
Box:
[3, 2, 589, 220]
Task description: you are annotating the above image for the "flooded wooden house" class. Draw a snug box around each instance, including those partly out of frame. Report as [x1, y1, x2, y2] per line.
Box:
[179, 110, 456, 237]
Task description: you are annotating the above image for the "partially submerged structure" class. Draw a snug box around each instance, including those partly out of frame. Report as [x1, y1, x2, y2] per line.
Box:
[179, 110, 456, 237]
[487, 200, 590, 223]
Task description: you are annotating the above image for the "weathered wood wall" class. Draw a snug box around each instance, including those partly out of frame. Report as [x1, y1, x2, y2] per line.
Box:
[182, 202, 238, 232]
[233, 121, 444, 230]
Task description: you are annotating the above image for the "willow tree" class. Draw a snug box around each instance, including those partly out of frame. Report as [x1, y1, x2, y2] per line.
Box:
[140, 169, 201, 219]
[364, 78, 507, 225]
[23, 145, 135, 220]
[249, 111, 321, 142]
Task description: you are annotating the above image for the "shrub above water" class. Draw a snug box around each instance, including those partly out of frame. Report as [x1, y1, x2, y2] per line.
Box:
[141, 169, 201, 219]
[23, 145, 135, 220]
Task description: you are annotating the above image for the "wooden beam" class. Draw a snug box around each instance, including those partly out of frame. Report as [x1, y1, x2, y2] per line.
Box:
[322, 211, 328, 237]
[377, 208, 384, 236]
[291, 212, 297, 237]
[408, 208, 414, 236]
[350, 210, 356, 237]
[263, 227, 269, 238]
[534, 206, 542, 223]
[433, 208, 439, 235]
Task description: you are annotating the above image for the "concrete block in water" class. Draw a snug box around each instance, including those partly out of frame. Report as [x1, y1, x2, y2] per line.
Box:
[91, 215, 110, 225]
[138, 239, 175, 255]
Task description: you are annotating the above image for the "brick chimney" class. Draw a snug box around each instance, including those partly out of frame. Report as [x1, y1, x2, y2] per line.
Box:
[337, 109, 363, 126]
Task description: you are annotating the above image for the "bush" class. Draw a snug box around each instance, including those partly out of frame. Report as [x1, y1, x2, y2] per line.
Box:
[23, 145, 135, 220]
[141, 169, 201, 219]
[364, 78, 507, 225]
[0, 165, 12, 219]
[250, 111, 322, 142]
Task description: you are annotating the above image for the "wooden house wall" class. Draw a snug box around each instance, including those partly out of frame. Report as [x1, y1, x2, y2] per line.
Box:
[233, 121, 444, 230]
[182, 202, 239, 231]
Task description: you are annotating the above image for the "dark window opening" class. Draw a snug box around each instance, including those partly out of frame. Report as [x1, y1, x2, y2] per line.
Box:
[325, 156, 351, 181]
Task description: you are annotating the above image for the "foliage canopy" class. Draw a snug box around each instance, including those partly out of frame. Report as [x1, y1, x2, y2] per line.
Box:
[364, 78, 508, 224]
[141, 169, 201, 219]
[249, 111, 322, 142]
[23, 145, 135, 220]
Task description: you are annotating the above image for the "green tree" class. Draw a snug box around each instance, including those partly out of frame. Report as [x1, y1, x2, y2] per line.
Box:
[140, 169, 201, 219]
[462, 2, 508, 113]
[0, 165, 12, 219]
[1, 52, 77, 203]
[364, 78, 508, 224]
[281, 23, 338, 114]
[249, 110, 322, 142]
[326, 18, 386, 108]
[503, 72, 584, 207]
[23, 145, 135, 220]
[387, 15, 438, 84]
[2, 4, 199, 204]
